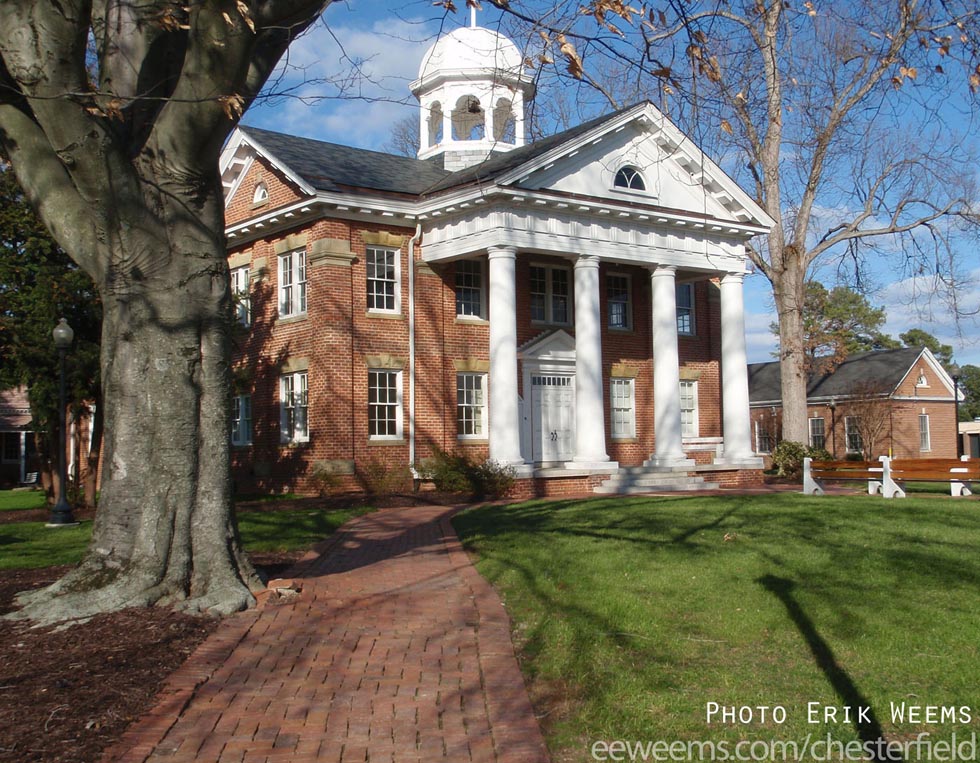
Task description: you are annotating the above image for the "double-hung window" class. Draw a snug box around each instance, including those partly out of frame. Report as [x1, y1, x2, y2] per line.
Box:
[755, 421, 774, 454]
[455, 260, 484, 318]
[607, 274, 631, 330]
[610, 378, 636, 439]
[368, 369, 402, 439]
[845, 416, 863, 454]
[919, 414, 931, 452]
[808, 417, 826, 450]
[366, 247, 400, 313]
[280, 372, 309, 443]
[680, 380, 699, 438]
[278, 250, 307, 318]
[530, 265, 570, 324]
[457, 373, 488, 438]
[676, 283, 695, 335]
[231, 394, 252, 446]
[230, 266, 251, 326]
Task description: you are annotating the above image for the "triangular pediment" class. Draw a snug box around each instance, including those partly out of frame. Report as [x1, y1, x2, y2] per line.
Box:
[518, 330, 576, 361]
[220, 127, 315, 207]
[493, 103, 772, 230]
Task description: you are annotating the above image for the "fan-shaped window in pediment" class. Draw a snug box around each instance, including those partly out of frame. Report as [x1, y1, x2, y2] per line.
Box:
[452, 95, 485, 140]
[253, 182, 269, 204]
[614, 166, 646, 191]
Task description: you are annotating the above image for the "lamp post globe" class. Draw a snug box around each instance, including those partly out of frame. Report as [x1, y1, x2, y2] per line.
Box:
[47, 318, 78, 527]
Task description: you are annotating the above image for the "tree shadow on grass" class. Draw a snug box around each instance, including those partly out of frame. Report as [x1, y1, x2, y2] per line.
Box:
[758, 574, 899, 762]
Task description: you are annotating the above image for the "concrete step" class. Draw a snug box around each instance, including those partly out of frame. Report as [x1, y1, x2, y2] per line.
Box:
[599, 477, 706, 489]
[594, 481, 721, 494]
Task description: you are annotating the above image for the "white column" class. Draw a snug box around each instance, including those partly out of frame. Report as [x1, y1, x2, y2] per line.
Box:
[488, 246, 525, 466]
[568, 255, 615, 469]
[649, 266, 691, 467]
[718, 272, 759, 463]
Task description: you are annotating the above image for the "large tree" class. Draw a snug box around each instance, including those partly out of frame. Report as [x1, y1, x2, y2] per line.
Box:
[771, 282, 896, 368]
[0, 0, 331, 626]
[501, 0, 980, 443]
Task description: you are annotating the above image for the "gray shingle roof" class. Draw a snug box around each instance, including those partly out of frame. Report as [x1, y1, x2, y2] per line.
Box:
[748, 347, 928, 404]
[239, 103, 642, 199]
[239, 126, 452, 196]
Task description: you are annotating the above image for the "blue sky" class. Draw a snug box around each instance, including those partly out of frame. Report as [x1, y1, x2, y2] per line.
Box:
[243, 2, 980, 367]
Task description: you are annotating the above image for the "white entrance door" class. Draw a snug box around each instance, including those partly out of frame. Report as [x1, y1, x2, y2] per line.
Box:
[531, 374, 575, 462]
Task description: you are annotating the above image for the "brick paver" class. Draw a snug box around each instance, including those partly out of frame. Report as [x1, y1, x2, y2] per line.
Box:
[103, 505, 549, 763]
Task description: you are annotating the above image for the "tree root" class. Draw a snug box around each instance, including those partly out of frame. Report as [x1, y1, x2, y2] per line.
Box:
[4, 572, 254, 628]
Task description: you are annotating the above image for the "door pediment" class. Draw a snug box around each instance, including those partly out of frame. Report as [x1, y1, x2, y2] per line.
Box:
[518, 330, 576, 363]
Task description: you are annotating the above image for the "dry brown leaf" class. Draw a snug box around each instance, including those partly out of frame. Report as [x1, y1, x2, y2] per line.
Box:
[720, 119, 733, 135]
[219, 94, 246, 120]
[237, 1, 256, 33]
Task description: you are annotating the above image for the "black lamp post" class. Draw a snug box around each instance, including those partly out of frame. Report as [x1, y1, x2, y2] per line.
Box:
[950, 364, 962, 458]
[47, 318, 77, 527]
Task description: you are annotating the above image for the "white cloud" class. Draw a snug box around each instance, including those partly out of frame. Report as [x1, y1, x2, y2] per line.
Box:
[878, 270, 980, 366]
[245, 12, 439, 150]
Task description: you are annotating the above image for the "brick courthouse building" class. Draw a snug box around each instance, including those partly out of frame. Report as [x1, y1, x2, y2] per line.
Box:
[219, 23, 773, 496]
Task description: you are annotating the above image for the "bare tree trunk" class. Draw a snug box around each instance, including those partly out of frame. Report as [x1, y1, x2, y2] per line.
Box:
[773, 266, 809, 444]
[11, 190, 261, 626]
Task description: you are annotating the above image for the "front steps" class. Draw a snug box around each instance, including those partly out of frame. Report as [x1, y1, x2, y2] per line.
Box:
[593, 464, 720, 494]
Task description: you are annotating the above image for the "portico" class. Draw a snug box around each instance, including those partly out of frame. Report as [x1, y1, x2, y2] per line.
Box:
[471, 238, 762, 472]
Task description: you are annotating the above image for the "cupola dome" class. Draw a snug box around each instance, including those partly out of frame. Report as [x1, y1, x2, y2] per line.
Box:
[410, 21, 535, 170]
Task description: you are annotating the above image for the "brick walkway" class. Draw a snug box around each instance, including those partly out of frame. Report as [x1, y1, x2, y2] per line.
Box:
[104, 505, 549, 763]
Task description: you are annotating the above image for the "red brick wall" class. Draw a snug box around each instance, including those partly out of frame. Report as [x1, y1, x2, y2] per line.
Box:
[228, 208, 732, 495]
[225, 157, 308, 227]
[750, 397, 958, 461]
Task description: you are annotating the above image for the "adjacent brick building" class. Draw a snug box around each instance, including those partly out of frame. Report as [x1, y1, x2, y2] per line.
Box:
[219, 23, 772, 496]
[749, 347, 959, 462]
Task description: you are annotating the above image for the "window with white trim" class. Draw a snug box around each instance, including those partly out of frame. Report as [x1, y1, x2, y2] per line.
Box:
[230, 266, 250, 326]
[845, 416, 863, 454]
[919, 413, 931, 452]
[278, 250, 307, 318]
[680, 380, 699, 438]
[231, 394, 252, 446]
[455, 260, 484, 318]
[253, 183, 269, 204]
[366, 247, 400, 313]
[530, 264, 570, 324]
[280, 372, 309, 443]
[613, 166, 646, 191]
[368, 369, 403, 439]
[607, 274, 631, 330]
[755, 421, 774, 454]
[610, 378, 636, 439]
[808, 417, 826, 450]
[676, 283, 695, 335]
[457, 373, 488, 438]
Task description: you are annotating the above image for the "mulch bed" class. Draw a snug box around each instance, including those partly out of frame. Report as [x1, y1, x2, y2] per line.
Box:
[0, 492, 462, 763]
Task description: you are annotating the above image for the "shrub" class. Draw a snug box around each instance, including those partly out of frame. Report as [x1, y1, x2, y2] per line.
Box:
[771, 441, 808, 478]
[309, 461, 343, 497]
[419, 448, 515, 500]
[772, 442, 834, 478]
[357, 457, 410, 496]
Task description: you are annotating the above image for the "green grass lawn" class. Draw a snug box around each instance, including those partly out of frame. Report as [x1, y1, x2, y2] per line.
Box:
[453, 493, 980, 760]
[0, 503, 373, 570]
[0, 489, 46, 511]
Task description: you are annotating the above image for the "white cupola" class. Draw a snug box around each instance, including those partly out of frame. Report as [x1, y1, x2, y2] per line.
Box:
[410, 15, 535, 171]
